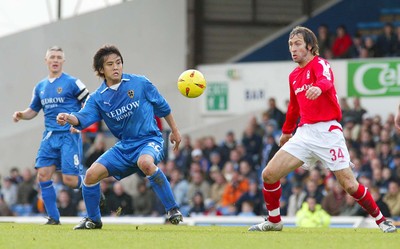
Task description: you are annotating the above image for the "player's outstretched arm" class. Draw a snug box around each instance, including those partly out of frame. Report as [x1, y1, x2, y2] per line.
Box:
[56, 113, 79, 126]
[163, 113, 181, 151]
[12, 108, 38, 122]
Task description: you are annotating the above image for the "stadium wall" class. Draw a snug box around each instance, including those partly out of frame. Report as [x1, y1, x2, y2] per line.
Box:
[0, 0, 187, 176]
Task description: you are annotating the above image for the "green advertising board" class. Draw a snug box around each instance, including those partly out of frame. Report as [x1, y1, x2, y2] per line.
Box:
[206, 83, 228, 111]
[348, 61, 400, 97]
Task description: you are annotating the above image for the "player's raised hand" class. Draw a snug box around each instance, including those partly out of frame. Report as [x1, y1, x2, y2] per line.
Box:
[56, 113, 69, 126]
[169, 130, 181, 151]
[12, 111, 23, 122]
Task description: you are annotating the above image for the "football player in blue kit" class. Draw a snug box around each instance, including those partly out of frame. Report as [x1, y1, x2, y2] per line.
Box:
[13, 46, 89, 225]
[56, 44, 183, 229]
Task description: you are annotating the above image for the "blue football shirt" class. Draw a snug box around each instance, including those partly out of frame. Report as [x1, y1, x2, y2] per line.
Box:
[72, 73, 170, 141]
[30, 72, 89, 131]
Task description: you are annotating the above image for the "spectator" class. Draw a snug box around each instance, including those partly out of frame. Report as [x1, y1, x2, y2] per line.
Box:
[31, 187, 45, 216]
[237, 201, 256, 217]
[304, 180, 324, 204]
[339, 194, 363, 216]
[202, 136, 219, 164]
[14, 168, 36, 216]
[260, 135, 279, 176]
[235, 180, 264, 215]
[241, 124, 263, 167]
[203, 199, 222, 216]
[382, 180, 400, 217]
[133, 181, 155, 217]
[187, 171, 211, 206]
[1, 177, 18, 207]
[188, 192, 206, 217]
[361, 36, 378, 58]
[266, 97, 286, 129]
[218, 131, 237, 166]
[191, 149, 209, 173]
[219, 170, 249, 213]
[84, 133, 107, 169]
[375, 22, 397, 57]
[287, 181, 307, 217]
[8, 167, 23, 185]
[349, 32, 364, 58]
[248, 114, 265, 138]
[107, 182, 134, 216]
[169, 168, 189, 215]
[322, 180, 346, 216]
[77, 200, 87, 217]
[209, 167, 227, 205]
[238, 160, 258, 184]
[208, 151, 224, 173]
[331, 25, 353, 58]
[296, 196, 331, 228]
[57, 189, 78, 216]
[279, 177, 292, 216]
[174, 134, 193, 176]
[351, 97, 367, 125]
[0, 195, 14, 216]
[316, 24, 334, 59]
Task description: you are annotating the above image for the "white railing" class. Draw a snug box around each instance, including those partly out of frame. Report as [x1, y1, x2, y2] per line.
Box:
[0, 216, 368, 228]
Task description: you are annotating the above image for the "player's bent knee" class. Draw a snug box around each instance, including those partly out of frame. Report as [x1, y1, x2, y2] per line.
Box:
[137, 156, 156, 176]
[84, 169, 100, 185]
[262, 169, 279, 184]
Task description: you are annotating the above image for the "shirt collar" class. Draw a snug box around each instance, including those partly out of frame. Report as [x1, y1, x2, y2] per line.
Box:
[100, 75, 130, 94]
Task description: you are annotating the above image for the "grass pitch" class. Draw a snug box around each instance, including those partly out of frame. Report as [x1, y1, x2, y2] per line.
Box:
[0, 223, 397, 249]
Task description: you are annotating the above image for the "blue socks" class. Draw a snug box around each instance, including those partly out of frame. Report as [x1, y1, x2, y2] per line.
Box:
[82, 182, 101, 222]
[148, 168, 178, 212]
[39, 180, 60, 222]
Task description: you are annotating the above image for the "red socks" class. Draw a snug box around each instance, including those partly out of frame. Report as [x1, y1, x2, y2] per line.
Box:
[351, 184, 385, 225]
[262, 181, 282, 223]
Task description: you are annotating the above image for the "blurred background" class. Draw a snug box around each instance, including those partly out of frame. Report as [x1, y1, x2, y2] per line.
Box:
[1, 0, 400, 225]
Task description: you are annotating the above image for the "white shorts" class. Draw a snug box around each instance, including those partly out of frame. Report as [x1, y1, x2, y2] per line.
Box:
[281, 120, 351, 171]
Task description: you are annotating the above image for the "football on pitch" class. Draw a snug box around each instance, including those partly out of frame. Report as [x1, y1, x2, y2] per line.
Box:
[177, 69, 207, 98]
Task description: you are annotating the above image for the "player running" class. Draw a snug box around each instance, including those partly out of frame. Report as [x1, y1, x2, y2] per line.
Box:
[56, 44, 183, 229]
[13, 46, 89, 225]
[248, 26, 397, 233]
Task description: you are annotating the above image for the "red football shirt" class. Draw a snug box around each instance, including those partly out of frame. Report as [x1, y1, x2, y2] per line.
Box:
[282, 56, 342, 134]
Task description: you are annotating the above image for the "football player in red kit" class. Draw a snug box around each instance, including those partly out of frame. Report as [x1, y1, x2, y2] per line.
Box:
[248, 26, 396, 233]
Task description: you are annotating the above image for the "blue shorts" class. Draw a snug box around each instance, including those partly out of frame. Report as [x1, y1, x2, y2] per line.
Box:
[97, 137, 164, 180]
[35, 131, 82, 175]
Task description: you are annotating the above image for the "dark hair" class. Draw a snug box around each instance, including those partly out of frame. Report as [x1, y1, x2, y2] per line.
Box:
[93, 45, 124, 78]
[289, 26, 319, 56]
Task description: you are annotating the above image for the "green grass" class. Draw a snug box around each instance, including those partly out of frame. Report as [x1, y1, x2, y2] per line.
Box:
[0, 223, 397, 249]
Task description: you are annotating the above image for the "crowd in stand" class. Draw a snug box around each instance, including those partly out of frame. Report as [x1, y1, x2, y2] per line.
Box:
[317, 22, 400, 59]
[1, 96, 400, 223]
[1, 22, 400, 222]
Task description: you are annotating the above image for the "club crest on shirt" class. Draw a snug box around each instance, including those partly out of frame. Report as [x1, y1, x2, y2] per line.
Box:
[127, 90, 134, 98]
[57, 87, 63, 94]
